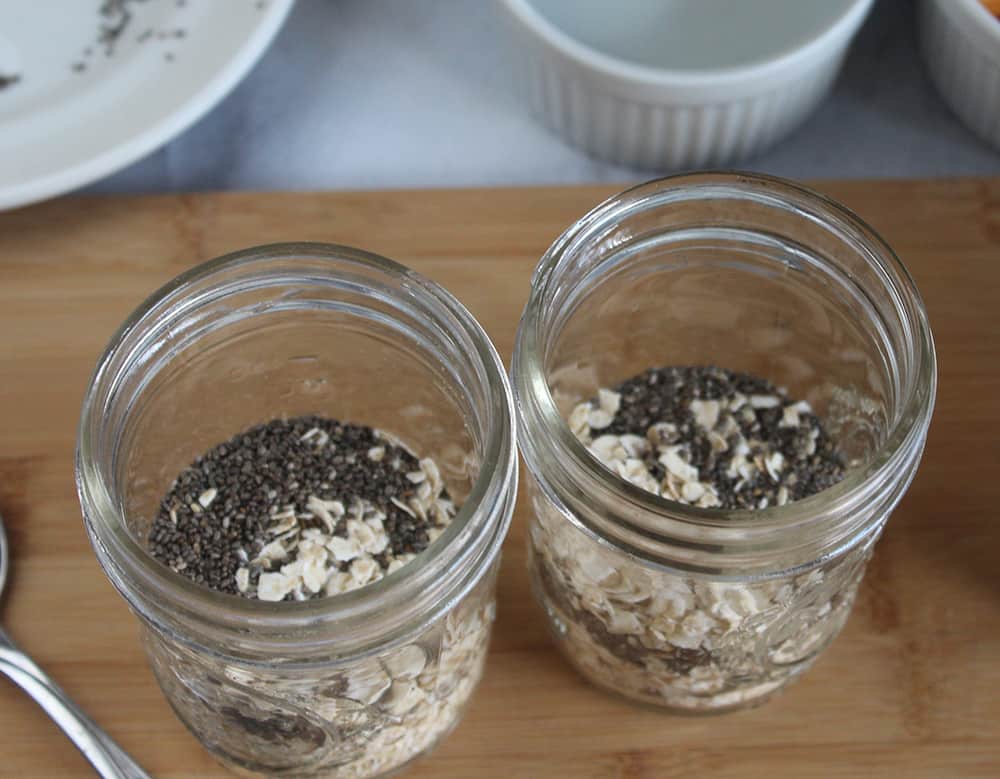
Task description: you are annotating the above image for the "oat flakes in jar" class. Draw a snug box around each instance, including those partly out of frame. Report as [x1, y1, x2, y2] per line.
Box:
[511, 173, 936, 713]
[77, 244, 517, 776]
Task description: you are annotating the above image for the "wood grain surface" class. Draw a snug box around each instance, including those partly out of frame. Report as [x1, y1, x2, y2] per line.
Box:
[0, 180, 998, 778]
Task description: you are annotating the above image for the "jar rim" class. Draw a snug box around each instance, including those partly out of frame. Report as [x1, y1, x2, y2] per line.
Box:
[77, 242, 517, 657]
[513, 172, 936, 572]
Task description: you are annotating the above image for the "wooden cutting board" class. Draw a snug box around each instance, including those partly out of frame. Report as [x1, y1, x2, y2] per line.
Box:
[0, 181, 998, 778]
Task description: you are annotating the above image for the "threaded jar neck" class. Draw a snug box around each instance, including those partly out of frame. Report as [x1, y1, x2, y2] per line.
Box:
[513, 173, 936, 577]
[78, 243, 517, 661]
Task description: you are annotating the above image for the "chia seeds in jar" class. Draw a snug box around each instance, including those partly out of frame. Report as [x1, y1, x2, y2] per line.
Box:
[78, 244, 517, 777]
[512, 174, 936, 712]
[147, 416, 460, 601]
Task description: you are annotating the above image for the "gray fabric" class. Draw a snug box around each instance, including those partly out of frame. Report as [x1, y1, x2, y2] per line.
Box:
[87, 0, 1000, 195]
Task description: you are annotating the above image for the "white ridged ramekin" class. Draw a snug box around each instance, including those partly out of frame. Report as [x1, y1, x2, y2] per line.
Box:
[497, 0, 874, 169]
[920, 0, 1000, 151]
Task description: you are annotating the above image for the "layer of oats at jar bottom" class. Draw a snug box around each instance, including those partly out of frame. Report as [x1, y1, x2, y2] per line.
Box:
[150, 593, 496, 779]
[148, 415, 457, 601]
[533, 365, 861, 712]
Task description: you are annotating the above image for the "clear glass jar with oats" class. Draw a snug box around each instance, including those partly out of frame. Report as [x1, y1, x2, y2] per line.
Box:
[511, 173, 936, 713]
[77, 244, 517, 777]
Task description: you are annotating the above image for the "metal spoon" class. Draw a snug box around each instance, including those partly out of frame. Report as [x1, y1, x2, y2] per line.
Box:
[0, 511, 152, 778]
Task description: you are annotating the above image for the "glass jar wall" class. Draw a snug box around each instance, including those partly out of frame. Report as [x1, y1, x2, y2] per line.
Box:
[511, 173, 936, 712]
[78, 243, 517, 776]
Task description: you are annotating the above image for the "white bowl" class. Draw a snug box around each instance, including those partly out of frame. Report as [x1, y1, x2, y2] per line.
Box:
[497, 0, 874, 169]
[920, 0, 1000, 151]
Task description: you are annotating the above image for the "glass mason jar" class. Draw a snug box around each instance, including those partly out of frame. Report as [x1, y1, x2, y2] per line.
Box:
[511, 173, 936, 713]
[77, 243, 517, 777]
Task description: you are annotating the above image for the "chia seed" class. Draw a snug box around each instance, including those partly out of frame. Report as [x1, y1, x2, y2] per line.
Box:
[97, 0, 138, 56]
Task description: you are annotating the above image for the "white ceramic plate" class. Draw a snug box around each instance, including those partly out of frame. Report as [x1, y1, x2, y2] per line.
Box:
[0, 0, 294, 210]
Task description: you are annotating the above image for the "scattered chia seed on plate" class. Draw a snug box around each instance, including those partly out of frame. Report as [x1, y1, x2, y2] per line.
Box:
[96, 0, 140, 56]
[147, 416, 458, 602]
[568, 365, 845, 511]
[73, 0, 191, 73]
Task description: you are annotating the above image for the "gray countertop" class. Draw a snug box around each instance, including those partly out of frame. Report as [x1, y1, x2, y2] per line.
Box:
[89, 0, 1000, 195]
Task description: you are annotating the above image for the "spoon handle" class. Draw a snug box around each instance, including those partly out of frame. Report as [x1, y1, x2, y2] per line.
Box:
[0, 627, 152, 778]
